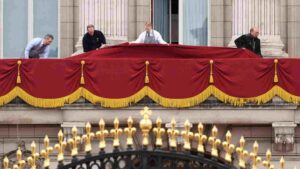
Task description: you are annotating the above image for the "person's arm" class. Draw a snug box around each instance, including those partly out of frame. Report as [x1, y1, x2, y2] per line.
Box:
[156, 31, 167, 44]
[24, 39, 37, 58]
[82, 35, 89, 52]
[100, 31, 106, 45]
[234, 35, 246, 48]
[41, 46, 50, 58]
[257, 39, 262, 56]
[132, 33, 144, 43]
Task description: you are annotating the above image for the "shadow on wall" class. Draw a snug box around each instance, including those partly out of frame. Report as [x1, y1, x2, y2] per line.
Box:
[189, 18, 208, 46]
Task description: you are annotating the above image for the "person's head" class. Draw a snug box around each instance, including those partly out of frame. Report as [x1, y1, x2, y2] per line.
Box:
[250, 27, 260, 38]
[144, 22, 153, 32]
[43, 34, 54, 45]
[87, 24, 95, 36]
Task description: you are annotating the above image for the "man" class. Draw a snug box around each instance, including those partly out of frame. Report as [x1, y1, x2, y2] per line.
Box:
[234, 27, 262, 56]
[82, 24, 106, 52]
[24, 34, 53, 58]
[133, 22, 167, 44]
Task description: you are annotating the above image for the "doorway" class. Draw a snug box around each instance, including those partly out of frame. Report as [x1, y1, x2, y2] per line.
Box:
[152, 0, 209, 46]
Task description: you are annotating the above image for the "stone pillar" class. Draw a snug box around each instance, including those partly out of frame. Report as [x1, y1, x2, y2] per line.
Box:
[0, 0, 3, 58]
[60, 0, 75, 58]
[287, 1, 300, 58]
[210, 0, 225, 46]
[74, 0, 129, 55]
[229, 0, 288, 57]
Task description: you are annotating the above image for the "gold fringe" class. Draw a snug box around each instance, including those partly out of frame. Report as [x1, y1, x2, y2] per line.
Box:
[16, 87, 82, 108]
[145, 61, 150, 84]
[82, 87, 147, 108]
[274, 59, 279, 83]
[80, 60, 85, 85]
[0, 88, 18, 106]
[0, 86, 299, 108]
[146, 86, 212, 108]
[209, 60, 214, 84]
[17, 60, 22, 84]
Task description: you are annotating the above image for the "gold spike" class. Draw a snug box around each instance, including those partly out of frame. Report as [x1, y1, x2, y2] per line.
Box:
[3, 157, 9, 169]
[139, 106, 153, 147]
[194, 123, 207, 153]
[54, 130, 67, 162]
[41, 135, 53, 168]
[153, 117, 165, 147]
[263, 149, 274, 169]
[167, 118, 179, 149]
[13, 147, 25, 169]
[208, 125, 221, 158]
[124, 116, 137, 147]
[27, 141, 39, 169]
[96, 119, 109, 151]
[110, 118, 123, 148]
[181, 120, 193, 151]
[82, 122, 95, 153]
[280, 156, 284, 169]
[222, 131, 235, 163]
[236, 136, 248, 169]
[250, 141, 262, 169]
[68, 127, 81, 157]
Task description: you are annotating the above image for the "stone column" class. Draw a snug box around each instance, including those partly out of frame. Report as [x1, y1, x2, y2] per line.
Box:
[60, 0, 75, 58]
[229, 0, 288, 57]
[74, 0, 129, 55]
[0, 0, 3, 58]
[287, 1, 300, 58]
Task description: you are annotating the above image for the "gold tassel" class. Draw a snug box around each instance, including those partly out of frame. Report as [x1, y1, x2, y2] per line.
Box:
[80, 60, 85, 85]
[209, 60, 214, 84]
[145, 61, 150, 84]
[274, 59, 278, 83]
[17, 60, 22, 84]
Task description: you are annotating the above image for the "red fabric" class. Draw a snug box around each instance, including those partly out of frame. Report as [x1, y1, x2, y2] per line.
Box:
[0, 44, 299, 102]
[69, 43, 260, 60]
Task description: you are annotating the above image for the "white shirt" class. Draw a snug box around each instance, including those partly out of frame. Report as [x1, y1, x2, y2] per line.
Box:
[24, 38, 50, 58]
[133, 30, 167, 44]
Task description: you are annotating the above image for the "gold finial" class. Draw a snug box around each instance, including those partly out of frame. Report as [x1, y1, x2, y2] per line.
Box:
[280, 156, 284, 169]
[167, 118, 179, 149]
[27, 141, 39, 169]
[250, 141, 262, 169]
[153, 117, 165, 147]
[82, 122, 95, 153]
[222, 131, 235, 163]
[68, 126, 81, 157]
[124, 116, 137, 148]
[194, 123, 207, 154]
[13, 147, 25, 169]
[41, 135, 53, 168]
[208, 125, 221, 157]
[181, 120, 193, 151]
[139, 107, 153, 147]
[80, 60, 85, 84]
[263, 149, 274, 169]
[236, 136, 248, 169]
[145, 61, 150, 84]
[16, 60, 22, 84]
[110, 118, 123, 148]
[3, 157, 9, 169]
[54, 130, 67, 162]
[96, 119, 109, 151]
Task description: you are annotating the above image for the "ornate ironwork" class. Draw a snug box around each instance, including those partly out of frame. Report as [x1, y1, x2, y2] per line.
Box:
[2, 107, 291, 169]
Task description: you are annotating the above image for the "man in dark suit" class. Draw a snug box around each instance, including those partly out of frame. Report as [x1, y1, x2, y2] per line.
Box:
[235, 27, 262, 56]
[82, 24, 106, 52]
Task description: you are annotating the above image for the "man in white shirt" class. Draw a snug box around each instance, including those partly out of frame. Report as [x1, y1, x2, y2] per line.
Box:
[24, 34, 54, 59]
[133, 22, 167, 44]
